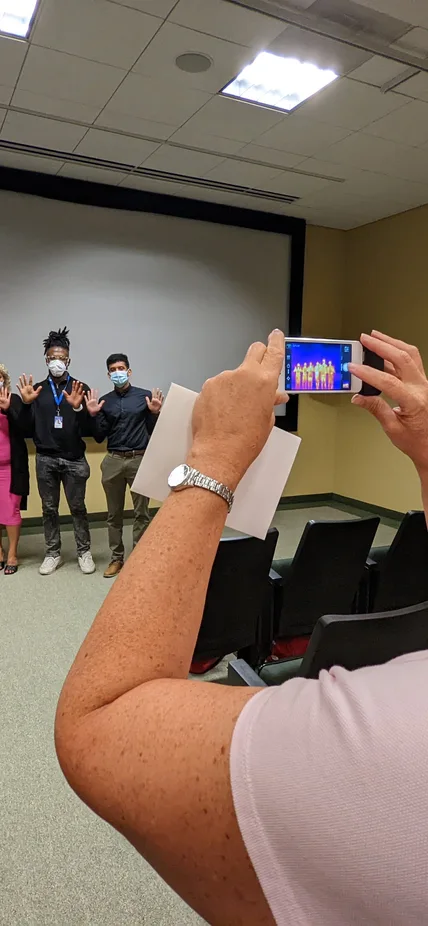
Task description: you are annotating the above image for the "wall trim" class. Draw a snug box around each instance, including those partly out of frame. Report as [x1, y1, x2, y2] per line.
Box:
[0, 165, 305, 432]
[21, 493, 404, 533]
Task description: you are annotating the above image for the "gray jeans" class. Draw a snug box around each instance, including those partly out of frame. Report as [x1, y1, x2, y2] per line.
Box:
[36, 454, 91, 557]
[101, 452, 150, 561]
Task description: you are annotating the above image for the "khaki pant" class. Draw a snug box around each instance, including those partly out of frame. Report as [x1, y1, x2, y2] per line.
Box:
[101, 453, 150, 561]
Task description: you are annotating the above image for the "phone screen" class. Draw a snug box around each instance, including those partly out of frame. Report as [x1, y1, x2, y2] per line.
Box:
[285, 341, 353, 392]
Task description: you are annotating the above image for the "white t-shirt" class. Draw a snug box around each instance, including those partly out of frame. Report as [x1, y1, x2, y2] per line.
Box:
[230, 651, 428, 925]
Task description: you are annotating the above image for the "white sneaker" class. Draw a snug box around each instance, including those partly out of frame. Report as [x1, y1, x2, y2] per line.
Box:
[78, 551, 96, 574]
[39, 555, 63, 576]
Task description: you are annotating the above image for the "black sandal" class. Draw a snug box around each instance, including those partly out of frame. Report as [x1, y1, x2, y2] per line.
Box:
[4, 564, 18, 575]
[0, 562, 4, 571]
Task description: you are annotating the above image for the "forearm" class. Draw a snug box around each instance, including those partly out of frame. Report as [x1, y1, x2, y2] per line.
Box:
[58, 467, 231, 719]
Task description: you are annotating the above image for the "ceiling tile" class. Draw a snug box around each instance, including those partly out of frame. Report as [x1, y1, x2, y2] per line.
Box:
[17, 46, 126, 108]
[96, 109, 174, 140]
[169, 0, 286, 48]
[341, 171, 428, 205]
[168, 126, 244, 154]
[298, 76, 406, 129]
[0, 150, 64, 173]
[295, 157, 359, 179]
[0, 111, 87, 151]
[0, 86, 13, 105]
[32, 0, 161, 69]
[205, 158, 280, 189]
[365, 99, 428, 147]
[236, 144, 304, 169]
[348, 56, 414, 87]
[397, 72, 428, 102]
[180, 95, 283, 143]
[0, 35, 27, 86]
[395, 27, 428, 53]
[231, 196, 286, 214]
[12, 88, 102, 123]
[256, 114, 351, 156]
[104, 72, 212, 126]
[268, 171, 334, 197]
[142, 144, 224, 176]
[133, 22, 253, 94]
[57, 164, 128, 184]
[353, 0, 428, 28]
[108, 0, 178, 15]
[74, 129, 160, 166]
[0, 109, 6, 131]
[268, 25, 370, 75]
[319, 131, 428, 183]
[120, 173, 243, 205]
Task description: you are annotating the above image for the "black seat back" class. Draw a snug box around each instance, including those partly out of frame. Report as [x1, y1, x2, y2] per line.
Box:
[301, 601, 428, 678]
[372, 511, 428, 611]
[194, 528, 279, 661]
[279, 517, 380, 637]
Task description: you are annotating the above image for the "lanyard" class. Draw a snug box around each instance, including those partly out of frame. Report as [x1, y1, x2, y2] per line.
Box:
[49, 375, 70, 410]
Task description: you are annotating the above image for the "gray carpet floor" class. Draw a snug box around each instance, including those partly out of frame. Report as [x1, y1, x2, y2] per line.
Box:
[1, 506, 397, 925]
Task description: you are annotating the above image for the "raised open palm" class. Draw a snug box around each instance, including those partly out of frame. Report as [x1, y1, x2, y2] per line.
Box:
[17, 375, 42, 405]
[0, 386, 11, 411]
[63, 380, 85, 410]
[146, 387, 164, 414]
[85, 389, 105, 417]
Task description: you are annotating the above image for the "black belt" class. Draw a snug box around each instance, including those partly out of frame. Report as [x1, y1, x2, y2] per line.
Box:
[110, 450, 145, 458]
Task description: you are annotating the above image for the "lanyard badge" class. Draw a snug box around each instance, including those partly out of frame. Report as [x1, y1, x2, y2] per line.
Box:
[49, 375, 69, 429]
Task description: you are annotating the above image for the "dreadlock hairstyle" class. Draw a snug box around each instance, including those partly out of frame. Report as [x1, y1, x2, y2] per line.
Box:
[43, 327, 70, 355]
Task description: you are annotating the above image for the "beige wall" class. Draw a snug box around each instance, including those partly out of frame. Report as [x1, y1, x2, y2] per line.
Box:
[334, 204, 428, 512]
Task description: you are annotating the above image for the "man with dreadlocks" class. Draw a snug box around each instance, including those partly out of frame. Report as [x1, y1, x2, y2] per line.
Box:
[17, 327, 96, 575]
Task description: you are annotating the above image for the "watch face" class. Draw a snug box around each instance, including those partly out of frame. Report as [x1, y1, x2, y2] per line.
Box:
[168, 463, 189, 488]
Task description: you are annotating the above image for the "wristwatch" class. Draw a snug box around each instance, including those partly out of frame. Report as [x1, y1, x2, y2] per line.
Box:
[168, 463, 234, 513]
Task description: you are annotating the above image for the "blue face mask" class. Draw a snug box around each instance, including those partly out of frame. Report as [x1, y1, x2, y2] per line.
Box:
[110, 370, 129, 387]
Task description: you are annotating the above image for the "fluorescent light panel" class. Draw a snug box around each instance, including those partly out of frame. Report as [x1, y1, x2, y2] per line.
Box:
[0, 0, 39, 38]
[222, 51, 338, 112]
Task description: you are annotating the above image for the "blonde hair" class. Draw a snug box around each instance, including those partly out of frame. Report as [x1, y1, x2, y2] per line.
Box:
[0, 364, 11, 390]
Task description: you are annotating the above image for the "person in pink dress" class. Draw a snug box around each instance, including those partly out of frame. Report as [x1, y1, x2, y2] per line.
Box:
[0, 364, 30, 575]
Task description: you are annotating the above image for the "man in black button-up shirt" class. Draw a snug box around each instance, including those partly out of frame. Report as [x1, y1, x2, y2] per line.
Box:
[87, 352, 163, 578]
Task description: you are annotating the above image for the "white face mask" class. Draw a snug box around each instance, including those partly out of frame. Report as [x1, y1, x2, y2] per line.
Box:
[48, 359, 67, 377]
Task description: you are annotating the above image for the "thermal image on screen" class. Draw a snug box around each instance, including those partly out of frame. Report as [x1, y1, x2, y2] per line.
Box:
[285, 342, 352, 392]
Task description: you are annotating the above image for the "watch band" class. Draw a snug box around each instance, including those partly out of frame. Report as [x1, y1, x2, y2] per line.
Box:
[191, 469, 234, 513]
[168, 464, 234, 512]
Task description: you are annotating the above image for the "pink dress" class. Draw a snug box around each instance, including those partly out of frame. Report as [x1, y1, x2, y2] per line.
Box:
[0, 413, 22, 526]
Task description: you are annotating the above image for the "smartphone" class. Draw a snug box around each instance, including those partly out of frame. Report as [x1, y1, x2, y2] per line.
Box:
[284, 338, 363, 394]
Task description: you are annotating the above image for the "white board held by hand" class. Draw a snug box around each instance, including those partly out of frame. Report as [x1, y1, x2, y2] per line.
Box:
[132, 384, 301, 540]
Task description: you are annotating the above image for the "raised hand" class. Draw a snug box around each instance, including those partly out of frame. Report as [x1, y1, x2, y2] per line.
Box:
[17, 374, 42, 405]
[63, 380, 85, 410]
[189, 329, 288, 490]
[0, 385, 11, 411]
[85, 388, 105, 417]
[350, 331, 428, 474]
[146, 387, 164, 414]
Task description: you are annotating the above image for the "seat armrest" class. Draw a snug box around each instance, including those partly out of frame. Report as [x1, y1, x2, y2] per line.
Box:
[269, 568, 283, 585]
[228, 659, 267, 687]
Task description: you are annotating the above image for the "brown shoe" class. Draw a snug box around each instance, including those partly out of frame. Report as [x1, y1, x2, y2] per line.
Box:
[103, 560, 123, 578]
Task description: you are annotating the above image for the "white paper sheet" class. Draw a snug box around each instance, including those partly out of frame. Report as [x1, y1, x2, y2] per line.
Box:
[132, 384, 301, 540]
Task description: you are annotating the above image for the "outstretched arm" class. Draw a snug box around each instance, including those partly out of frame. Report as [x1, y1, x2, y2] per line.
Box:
[55, 332, 287, 925]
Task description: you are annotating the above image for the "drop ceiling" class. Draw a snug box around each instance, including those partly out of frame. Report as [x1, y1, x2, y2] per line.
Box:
[1, 0, 428, 228]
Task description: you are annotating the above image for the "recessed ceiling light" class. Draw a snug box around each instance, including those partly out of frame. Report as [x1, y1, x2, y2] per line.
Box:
[0, 0, 40, 39]
[222, 51, 338, 112]
[175, 53, 212, 73]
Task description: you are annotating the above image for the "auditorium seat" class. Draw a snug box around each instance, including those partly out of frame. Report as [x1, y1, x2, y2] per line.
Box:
[364, 511, 428, 612]
[270, 517, 379, 659]
[228, 600, 428, 686]
[190, 528, 279, 674]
